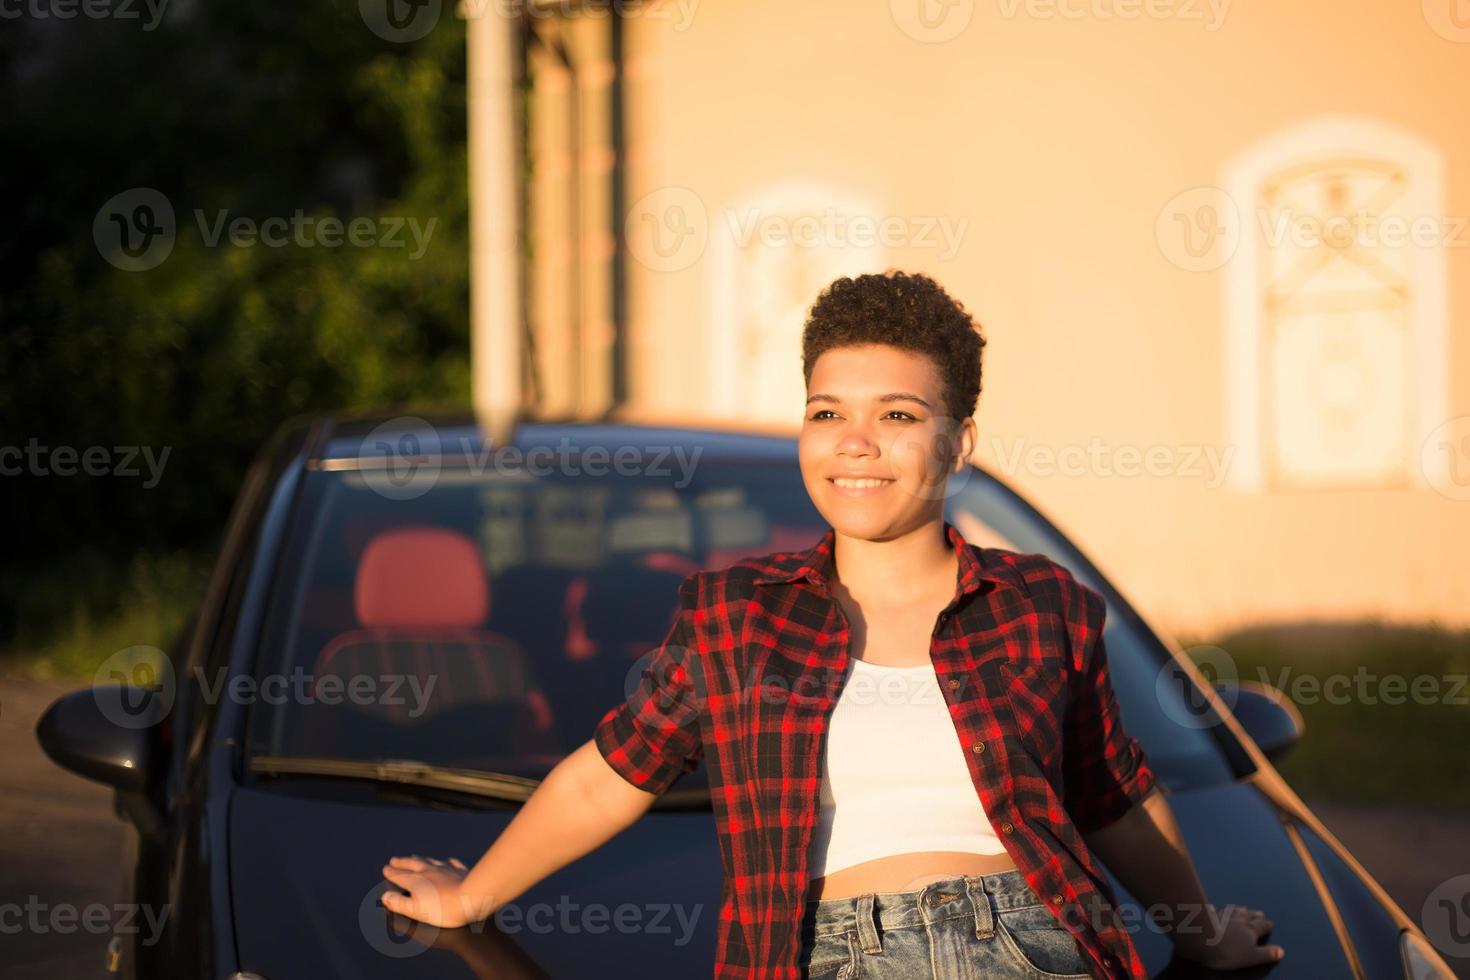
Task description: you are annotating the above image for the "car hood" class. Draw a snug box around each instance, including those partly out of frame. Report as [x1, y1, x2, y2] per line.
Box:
[1113, 779, 1397, 978]
[228, 779, 1387, 979]
[227, 784, 722, 979]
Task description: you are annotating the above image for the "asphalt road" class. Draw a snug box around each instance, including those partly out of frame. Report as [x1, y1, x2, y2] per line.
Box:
[0, 673, 127, 979]
[1, 674, 1466, 978]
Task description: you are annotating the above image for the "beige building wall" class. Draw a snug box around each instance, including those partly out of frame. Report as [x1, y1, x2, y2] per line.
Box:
[546, 0, 1469, 639]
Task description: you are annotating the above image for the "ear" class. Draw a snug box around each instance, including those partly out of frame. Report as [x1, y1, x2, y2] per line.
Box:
[950, 416, 977, 474]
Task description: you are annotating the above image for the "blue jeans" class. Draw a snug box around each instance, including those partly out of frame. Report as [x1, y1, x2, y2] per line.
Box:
[798, 868, 1093, 979]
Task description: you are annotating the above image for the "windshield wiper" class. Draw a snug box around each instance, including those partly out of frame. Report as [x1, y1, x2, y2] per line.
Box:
[248, 755, 711, 810]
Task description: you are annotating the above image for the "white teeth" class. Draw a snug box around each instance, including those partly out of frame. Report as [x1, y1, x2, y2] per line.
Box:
[832, 477, 892, 489]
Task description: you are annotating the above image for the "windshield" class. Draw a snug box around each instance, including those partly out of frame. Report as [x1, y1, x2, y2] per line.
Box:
[247, 441, 1232, 791]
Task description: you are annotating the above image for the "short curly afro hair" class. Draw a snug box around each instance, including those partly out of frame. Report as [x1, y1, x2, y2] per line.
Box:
[801, 270, 986, 421]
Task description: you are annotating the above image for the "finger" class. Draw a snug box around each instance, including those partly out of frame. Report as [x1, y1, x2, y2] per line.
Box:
[381, 867, 420, 889]
[449, 858, 467, 870]
[427, 858, 446, 867]
[389, 857, 428, 871]
[382, 890, 415, 916]
[1254, 943, 1285, 964]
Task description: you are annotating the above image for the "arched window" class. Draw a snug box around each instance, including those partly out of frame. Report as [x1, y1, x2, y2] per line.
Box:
[1222, 115, 1449, 492]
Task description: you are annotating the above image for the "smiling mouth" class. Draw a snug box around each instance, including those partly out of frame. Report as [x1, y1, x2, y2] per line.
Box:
[829, 477, 894, 489]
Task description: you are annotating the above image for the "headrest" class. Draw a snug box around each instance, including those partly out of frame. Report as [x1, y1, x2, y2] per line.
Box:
[354, 527, 489, 628]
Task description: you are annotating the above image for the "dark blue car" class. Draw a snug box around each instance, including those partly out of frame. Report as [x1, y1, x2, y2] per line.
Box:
[37, 413, 1455, 979]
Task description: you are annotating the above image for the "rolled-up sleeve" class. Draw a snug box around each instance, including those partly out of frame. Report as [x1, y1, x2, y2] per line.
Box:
[1061, 576, 1158, 832]
[591, 571, 707, 796]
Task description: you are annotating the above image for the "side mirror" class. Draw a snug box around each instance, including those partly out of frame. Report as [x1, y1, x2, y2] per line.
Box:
[1216, 680, 1304, 762]
[35, 686, 164, 793]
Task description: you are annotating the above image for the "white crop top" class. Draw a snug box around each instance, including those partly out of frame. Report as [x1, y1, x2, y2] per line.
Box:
[807, 657, 1008, 879]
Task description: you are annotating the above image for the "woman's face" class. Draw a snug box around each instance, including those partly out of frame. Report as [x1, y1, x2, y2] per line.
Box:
[798, 343, 976, 542]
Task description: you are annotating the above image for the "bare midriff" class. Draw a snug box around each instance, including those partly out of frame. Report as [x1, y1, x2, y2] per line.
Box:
[806, 849, 1018, 901]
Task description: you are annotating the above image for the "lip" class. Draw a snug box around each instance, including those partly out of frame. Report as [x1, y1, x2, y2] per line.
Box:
[826, 475, 895, 497]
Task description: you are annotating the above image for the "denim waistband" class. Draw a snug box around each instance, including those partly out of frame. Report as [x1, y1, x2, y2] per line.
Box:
[799, 868, 1041, 948]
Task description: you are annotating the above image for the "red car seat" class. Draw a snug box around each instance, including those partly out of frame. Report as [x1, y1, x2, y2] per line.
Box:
[312, 527, 553, 737]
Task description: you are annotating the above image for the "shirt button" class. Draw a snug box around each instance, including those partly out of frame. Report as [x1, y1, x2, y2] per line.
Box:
[970, 741, 985, 754]
[1051, 893, 1064, 905]
[946, 677, 960, 689]
[1001, 821, 1015, 835]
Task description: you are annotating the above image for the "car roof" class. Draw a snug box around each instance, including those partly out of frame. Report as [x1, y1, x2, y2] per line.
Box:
[304, 410, 804, 465]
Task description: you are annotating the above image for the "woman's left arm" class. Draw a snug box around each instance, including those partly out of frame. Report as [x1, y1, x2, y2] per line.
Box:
[1056, 570, 1283, 969]
[1082, 787, 1285, 969]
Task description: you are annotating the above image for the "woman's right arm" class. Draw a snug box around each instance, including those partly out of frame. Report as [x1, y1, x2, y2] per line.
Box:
[380, 738, 659, 927]
[381, 570, 709, 927]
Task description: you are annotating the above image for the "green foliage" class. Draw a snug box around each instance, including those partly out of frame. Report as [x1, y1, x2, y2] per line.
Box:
[0, 1, 476, 656]
[12, 550, 210, 680]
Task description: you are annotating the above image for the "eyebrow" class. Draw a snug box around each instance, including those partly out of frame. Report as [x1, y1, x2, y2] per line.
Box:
[805, 392, 934, 409]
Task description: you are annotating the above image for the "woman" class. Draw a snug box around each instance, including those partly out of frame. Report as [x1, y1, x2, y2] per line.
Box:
[379, 271, 1284, 978]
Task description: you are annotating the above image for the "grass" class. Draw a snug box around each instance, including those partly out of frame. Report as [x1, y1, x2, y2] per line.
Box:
[3, 550, 210, 681]
[1178, 622, 1470, 812]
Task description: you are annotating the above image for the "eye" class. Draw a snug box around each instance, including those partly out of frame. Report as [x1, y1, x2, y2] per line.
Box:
[883, 410, 919, 422]
[807, 409, 839, 421]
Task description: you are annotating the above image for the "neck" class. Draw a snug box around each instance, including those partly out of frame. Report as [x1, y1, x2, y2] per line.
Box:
[830, 517, 955, 603]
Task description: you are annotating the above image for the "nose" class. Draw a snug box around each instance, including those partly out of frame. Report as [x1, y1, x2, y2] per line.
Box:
[836, 420, 879, 459]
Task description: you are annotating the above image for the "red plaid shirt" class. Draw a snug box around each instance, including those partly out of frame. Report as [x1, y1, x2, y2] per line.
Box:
[593, 521, 1158, 979]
